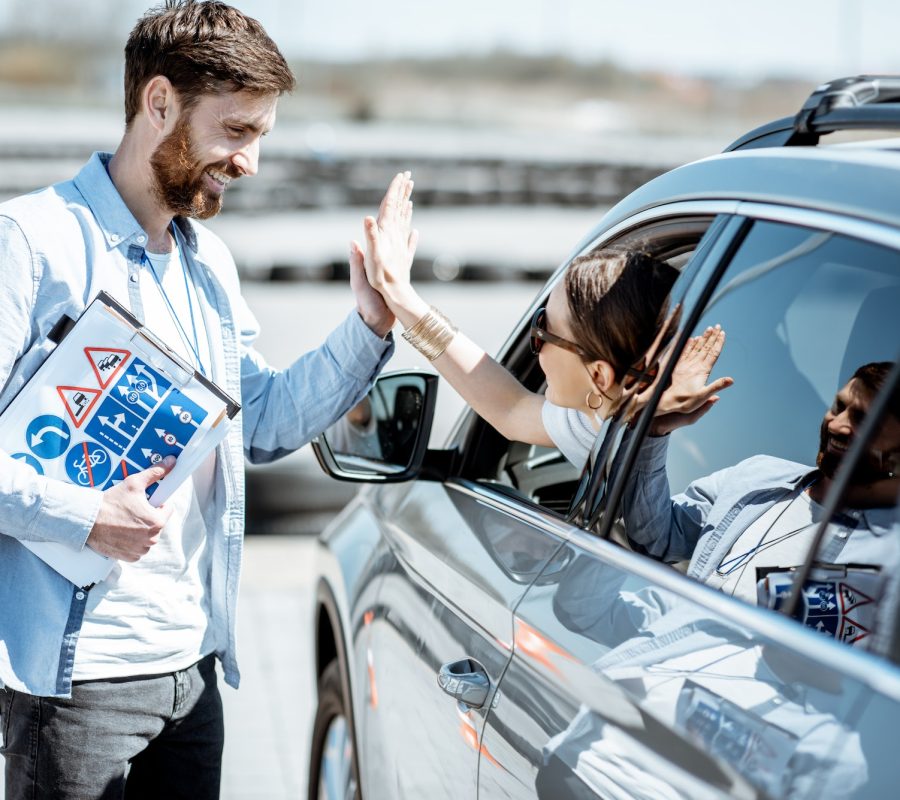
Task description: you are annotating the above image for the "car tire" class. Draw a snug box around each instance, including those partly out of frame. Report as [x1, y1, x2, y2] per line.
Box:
[308, 658, 361, 800]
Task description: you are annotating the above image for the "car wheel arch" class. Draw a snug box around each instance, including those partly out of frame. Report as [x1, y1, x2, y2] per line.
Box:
[313, 578, 359, 753]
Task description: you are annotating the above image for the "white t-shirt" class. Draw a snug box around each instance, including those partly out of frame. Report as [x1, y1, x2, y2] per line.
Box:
[541, 400, 598, 469]
[708, 489, 885, 647]
[73, 242, 219, 679]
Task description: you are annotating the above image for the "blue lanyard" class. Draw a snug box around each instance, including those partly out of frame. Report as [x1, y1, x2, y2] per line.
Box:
[715, 475, 848, 577]
[142, 245, 206, 377]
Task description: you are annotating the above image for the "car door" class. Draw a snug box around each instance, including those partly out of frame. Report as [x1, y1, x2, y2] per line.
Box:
[357, 476, 571, 798]
[352, 211, 725, 799]
[477, 209, 900, 798]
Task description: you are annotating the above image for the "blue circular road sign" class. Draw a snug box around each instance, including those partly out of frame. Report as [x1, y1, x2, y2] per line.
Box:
[26, 414, 71, 459]
[11, 452, 44, 474]
[64, 441, 112, 488]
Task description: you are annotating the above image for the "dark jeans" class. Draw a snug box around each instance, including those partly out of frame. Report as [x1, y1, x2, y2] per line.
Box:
[0, 654, 223, 800]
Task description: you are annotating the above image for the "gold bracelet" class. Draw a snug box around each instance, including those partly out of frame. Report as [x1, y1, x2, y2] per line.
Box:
[401, 306, 458, 361]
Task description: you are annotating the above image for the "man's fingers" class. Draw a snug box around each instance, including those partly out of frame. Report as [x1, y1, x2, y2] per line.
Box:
[685, 377, 732, 409]
[708, 376, 734, 394]
[678, 336, 696, 361]
[407, 228, 419, 253]
[363, 216, 380, 250]
[702, 327, 725, 361]
[348, 244, 365, 292]
[686, 397, 719, 425]
[681, 377, 732, 411]
[134, 455, 176, 488]
[349, 240, 364, 269]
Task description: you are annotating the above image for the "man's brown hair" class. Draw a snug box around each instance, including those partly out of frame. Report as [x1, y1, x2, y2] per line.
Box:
[124, 0, 295, 125]
[852, 361, 899, 419]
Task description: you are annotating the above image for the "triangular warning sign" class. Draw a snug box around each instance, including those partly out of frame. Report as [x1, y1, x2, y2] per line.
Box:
[839, 581, 876, 615]
[85, 347, 130, 389]
[57, 385, 102, 428]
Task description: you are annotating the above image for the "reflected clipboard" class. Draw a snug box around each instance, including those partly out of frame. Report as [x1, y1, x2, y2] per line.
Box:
[0, 291, 240, 588]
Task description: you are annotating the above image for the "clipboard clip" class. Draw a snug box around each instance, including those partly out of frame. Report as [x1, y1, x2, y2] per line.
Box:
[129, 327, 194, 388]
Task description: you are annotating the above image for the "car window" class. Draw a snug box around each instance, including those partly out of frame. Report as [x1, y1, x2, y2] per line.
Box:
[468, 215, 719, 515]
[614, 217, 900, 653]
[667, 220, 899, 491]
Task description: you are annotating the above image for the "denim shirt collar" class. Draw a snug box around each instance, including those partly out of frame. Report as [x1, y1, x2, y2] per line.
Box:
[784, 468, 894, 537]
[73, 152, 198, 253]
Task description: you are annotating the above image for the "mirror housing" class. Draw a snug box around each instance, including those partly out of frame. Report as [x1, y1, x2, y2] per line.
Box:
[312, 370, 439, 483]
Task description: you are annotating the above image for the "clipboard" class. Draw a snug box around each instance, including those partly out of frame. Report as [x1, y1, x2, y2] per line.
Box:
[0, 291, 240, 588]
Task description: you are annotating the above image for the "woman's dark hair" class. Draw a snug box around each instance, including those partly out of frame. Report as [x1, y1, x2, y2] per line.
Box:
[124, 0, 295, 126]
[564, 248, 679, 381]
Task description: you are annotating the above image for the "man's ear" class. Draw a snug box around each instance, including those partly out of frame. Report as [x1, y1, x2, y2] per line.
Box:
[143, 75, 177, 133]
[585, 359, 616, 394]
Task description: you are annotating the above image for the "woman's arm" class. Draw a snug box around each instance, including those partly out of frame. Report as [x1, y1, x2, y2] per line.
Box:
[357, 172, 552, 447]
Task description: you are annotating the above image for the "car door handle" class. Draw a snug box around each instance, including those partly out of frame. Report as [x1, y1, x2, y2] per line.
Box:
[437, 658, 490, 709]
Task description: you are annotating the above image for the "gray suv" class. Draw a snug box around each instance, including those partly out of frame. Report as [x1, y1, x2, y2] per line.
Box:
[307, 76, 900, 799]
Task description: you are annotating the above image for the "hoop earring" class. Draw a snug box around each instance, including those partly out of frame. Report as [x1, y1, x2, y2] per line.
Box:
[586, 391, 603, 410]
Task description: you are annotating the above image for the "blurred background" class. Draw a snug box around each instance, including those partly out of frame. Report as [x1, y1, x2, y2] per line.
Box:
[4, 0, 898, 533]
[2, 2, 900, 797]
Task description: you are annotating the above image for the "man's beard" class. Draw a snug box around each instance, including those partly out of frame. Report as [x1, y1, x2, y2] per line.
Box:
[816, 418, 893, 484]
[149, 116, 236, 220]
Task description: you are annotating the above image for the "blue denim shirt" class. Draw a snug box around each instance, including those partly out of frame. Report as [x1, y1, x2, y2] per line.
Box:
[0, 152, 394, 697]
[621, 435, 898, 582]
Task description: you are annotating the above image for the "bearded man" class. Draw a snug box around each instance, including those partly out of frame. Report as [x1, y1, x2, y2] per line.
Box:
[0, 2, 408, 798]
[621, 361, 900, 649]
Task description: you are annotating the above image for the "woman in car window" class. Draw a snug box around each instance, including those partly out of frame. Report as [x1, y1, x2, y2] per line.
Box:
[358, 172, 732, 468]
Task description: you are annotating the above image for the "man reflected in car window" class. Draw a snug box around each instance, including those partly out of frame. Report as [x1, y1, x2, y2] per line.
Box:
[325, 396, 383, 460]
[622, 360, 899, 650]
[542, 551, 870, 800]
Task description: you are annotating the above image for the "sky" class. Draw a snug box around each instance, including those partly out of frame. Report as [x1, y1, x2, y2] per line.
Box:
[0, 0, 898, 80]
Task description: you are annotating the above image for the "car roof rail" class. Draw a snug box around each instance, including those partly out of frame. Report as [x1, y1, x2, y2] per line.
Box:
[724, 75, 900, 151]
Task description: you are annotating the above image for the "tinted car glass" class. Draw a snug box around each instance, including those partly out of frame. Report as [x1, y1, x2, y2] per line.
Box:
[613, 217, 900, 651]
[666, 219, 900, 491]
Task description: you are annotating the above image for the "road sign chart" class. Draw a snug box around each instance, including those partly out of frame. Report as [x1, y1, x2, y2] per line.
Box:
[0, 293, 238, 587]
[13, 351, 212, 497]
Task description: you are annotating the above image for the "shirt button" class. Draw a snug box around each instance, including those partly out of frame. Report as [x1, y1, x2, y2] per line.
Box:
[137, 235, 146, 244]
[75, 591, 85, 600]
[837, 530, 849, 539]
[110, 233, 120, 243]
[130, 274, 138, 283]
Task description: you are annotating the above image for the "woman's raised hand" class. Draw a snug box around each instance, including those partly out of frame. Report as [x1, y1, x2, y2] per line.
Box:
[359, 171, 419, 311]
[649, 325, 734, 436]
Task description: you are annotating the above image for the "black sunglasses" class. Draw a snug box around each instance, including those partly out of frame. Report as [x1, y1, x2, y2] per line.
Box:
[530, 306, 660, 389]
[529, 307, 586, 357]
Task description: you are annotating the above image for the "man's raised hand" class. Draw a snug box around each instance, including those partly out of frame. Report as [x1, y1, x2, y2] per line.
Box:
[650, 325, 734, 436]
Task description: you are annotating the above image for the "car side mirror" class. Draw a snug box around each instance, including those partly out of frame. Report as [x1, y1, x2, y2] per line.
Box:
[312, 371, 439, 483]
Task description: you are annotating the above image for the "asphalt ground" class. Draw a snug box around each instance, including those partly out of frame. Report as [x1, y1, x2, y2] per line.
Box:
[220, 534, 316, 800]
[222, 281, 542, 798]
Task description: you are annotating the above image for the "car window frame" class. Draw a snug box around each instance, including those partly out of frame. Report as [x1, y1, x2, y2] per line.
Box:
[444, 205, 738, 512]
[593, 207, 900, 542]
[441, 202, 741, 458]
[580, 206, 900, 657]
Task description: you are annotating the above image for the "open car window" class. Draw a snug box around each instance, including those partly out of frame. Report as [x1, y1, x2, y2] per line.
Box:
[465, 214, 720, 515]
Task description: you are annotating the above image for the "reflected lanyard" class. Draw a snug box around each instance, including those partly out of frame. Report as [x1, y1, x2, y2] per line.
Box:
[715, 474, 823, 577]
[142, 241, 206, 377]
